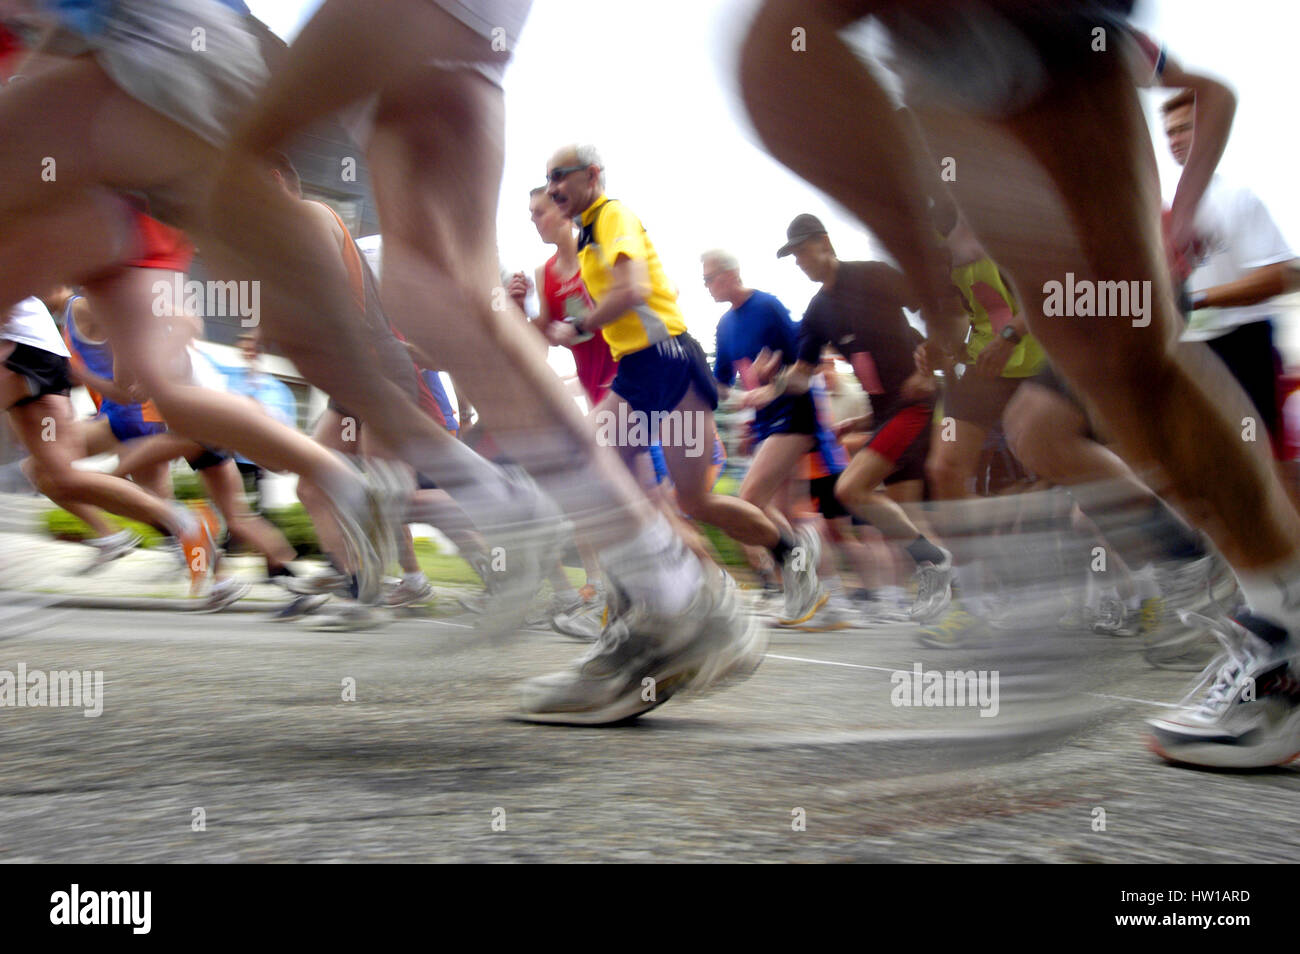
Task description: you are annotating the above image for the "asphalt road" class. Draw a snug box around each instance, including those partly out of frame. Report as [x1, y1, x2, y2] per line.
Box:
[1, 601, 1297, 863]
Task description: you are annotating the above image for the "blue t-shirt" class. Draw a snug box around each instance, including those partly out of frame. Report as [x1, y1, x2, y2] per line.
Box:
[713, 289, 799, 390]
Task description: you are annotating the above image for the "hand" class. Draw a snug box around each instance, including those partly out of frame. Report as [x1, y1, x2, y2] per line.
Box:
[973, 335, 1014, 378]
[921, 288, 969, 356]
[918, 337, 955, 376]
[900, 370, 937, 404]
[508, 271, 531, 310]
[832, 414, 871, 438]
[547, 320, 578, 347]
[750, 347, 783, 385]
[740, 384, 777, 411]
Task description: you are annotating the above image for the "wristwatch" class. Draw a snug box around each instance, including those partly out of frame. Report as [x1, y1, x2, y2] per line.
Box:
[999, 325, 1022, 345]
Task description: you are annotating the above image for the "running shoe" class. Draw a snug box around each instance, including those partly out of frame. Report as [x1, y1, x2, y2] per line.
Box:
[471, 475, 569, 637]
[78, 530, 142, 574]
[551, 598, 605, 641]
[197, 577, 252, 613]
[526, 589, 583, 626]
[778, 526, 828, 626]
[384, 573, 435, 608]
[310, 603, 388, 632]
[268, 594, 330, 622]
[915, 600, 989, 650]
[1148, 610, 1300, 768]
[281, 569, 353, 598]
[784, 594, 855, 632]
[518, 571, 766, 725]
[326, 454, 399, 605]
[909, 549, 954, 623]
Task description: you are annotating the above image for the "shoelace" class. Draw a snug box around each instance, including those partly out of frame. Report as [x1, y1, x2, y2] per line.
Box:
[1180, 613, 1253, 717]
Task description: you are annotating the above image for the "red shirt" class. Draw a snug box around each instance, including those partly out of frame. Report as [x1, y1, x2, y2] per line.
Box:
[542, 254, 617, 407]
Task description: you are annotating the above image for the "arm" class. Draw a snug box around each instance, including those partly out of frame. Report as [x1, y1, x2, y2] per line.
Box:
[1192, 260, 1300, 310]
[68, 363, 138, 405]
[581, 254, 649, 331]
[1158, 55, 1236, 250]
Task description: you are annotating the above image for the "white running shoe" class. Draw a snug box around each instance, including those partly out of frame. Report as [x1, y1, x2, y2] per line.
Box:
[779, 527, 827, 626]
[1148, 610, 1300, 768]
[197, 577, 252, 613]
[909, 550, 954, 623]
[519, 571, 766, 725]
[384, 573, 435, 607]
[78, 530, 142, 574]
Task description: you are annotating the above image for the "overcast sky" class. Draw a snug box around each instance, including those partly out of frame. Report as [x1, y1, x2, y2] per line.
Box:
[248, 0, 1300, 363]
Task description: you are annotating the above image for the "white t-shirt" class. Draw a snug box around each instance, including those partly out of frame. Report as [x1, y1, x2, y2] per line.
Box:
[1, 297, 70, 357]
[1183, 175, 1295, 342]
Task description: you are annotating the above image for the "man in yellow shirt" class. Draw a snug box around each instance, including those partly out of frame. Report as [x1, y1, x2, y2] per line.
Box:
[546, 143, 828, 628]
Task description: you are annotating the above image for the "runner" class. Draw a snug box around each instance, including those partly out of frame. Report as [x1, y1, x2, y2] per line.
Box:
[749, 214, 954, 622]
[209, 14, 764, 723]
[739, 0, 1300, 767]
[2, 295, 213, 590]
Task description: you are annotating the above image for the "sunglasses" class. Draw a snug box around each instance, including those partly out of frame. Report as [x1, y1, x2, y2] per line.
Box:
[546, 164, 587, 185]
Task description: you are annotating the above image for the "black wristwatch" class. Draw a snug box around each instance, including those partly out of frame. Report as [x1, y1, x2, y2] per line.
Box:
[1000, 325, 1022, 345]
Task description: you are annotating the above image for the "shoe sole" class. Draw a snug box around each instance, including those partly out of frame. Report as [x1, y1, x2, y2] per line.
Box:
[778, 590, 830, 627]
[269, 595, 330, 621]
[1147, 706, 1300, 768]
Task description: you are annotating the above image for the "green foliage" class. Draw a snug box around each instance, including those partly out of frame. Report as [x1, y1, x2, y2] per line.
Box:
[43, 508, 163, 546]
[261, 504, 321, 557]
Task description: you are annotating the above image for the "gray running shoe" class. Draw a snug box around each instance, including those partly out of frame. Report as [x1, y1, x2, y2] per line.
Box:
[384, 574, 435, 607]
[518, 571, 766, 725]
[268, 594, 330, 621]
[197, 577, 252, 614]
[909, 549, 954, 623]
[281, 570, 353, 598]
[79, 530, 142, 574]
[551, 599, 605, 641]
[309, 603, 388, 632]
[779, 527, 827, 626]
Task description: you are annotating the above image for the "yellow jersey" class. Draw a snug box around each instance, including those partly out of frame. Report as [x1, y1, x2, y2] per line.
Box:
[577, 195, 687, 360]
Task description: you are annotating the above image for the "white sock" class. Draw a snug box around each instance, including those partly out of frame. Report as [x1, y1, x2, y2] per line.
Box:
[599, 516, 701, 616]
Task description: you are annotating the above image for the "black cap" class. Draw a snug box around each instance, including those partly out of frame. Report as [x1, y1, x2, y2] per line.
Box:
[777, 213, 827, 257]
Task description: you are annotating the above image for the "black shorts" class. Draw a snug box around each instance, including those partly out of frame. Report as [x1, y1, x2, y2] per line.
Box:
[752, 391, 819, 443]
[945, 370, 1025, 431]
[188, 447, 230, 471]
[611, 333, 718, 415]
[810, 473, 849, 520]
[3, 343, 73, 409]
[1205, 320, 1282, 448]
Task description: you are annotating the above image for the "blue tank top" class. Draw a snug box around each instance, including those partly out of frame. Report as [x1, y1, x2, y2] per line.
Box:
[64, 296, 114, 382]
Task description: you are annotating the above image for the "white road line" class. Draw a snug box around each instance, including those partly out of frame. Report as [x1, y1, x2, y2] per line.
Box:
[764, 652, 1175, 708]
[765, 653, 905, 674]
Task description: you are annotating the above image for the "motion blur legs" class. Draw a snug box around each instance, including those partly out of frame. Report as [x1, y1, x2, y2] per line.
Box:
[740, 0, 1300, 766]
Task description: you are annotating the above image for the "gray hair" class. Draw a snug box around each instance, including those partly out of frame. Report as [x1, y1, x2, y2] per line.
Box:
[574, 143, 605, 190]
[700, 249, 740, 273]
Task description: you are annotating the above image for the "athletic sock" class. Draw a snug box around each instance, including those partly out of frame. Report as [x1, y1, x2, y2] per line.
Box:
[770, 530, 799, 565]
[904, 535, 947, 567]
[1235, 556, 1300, 642]
[599, 515, 702, 617]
